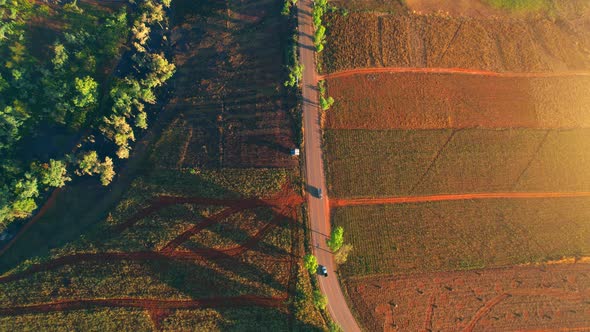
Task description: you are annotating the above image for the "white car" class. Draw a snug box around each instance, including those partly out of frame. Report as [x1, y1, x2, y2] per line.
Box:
[319, 265, 328, 277]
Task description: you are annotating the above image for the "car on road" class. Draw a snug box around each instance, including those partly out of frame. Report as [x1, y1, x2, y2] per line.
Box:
[318, 265, 328, 277]
[317, 188, 323, 199]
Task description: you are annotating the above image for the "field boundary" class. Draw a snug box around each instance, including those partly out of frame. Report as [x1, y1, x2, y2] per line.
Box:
[0, 295, 286, 317]
[319, 67, 590, 80]
[331, 192, 590, 207]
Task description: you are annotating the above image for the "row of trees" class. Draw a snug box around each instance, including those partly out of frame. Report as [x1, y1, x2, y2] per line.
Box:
[0, 0, 175, 231]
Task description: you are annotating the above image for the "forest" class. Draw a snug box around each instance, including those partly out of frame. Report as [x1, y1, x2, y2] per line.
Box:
[0, 0, 175, 231]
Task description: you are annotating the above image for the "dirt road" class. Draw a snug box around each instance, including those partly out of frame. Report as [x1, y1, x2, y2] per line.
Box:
[298, 1, 361, 331]
[331, 192, 590, 207]
[319, 67, 590, 80]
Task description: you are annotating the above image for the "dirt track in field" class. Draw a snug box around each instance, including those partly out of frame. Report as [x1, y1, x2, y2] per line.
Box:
[0, 295, 286, 317]
[346, 263, 590, 332]
[318, 67, 590, 80]
[0, 186, 302, 285]
[331, 192, 590, 207]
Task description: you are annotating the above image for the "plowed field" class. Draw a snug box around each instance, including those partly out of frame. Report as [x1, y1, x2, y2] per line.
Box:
[323, 9, 590, 73]
[325, 73, 590, 129]
[345, 263, 590, 332]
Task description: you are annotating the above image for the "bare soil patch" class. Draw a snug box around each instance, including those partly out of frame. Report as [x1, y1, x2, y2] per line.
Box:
[324, 9, 590, 73]
[325, 73, 590, 129]
[345, 264, 590, 331]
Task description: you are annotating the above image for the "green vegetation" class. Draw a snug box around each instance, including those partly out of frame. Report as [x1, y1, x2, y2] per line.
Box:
[284, 62, 303, 88]
[304, 253, 318, 274]
[326, 226, 344, 252]
[324, 129, 590, 198]
[318, 80, 334, 111]
[485, 0, 551, 12]
[312, 0, 329, 52]
[333, 199, 590, 276]
[313, 289, 327, 310]
[281, 0, 298, 16]
[0, 0, 174, 231]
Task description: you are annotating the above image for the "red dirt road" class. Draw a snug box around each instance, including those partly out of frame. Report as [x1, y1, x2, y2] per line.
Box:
[331, 192, 590, 207]
[0, 295, 286, 316]
[319, 67, 590, 80]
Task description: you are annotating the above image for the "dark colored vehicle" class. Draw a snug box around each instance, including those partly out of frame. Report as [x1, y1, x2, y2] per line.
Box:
[318, 265, 328, 277]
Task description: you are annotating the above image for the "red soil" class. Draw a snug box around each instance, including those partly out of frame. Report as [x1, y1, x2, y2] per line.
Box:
[0, 295, 286, 317]
[331, 192, 590, 207]
[346, 263, 590, 331]
[319, 67, 590, 81]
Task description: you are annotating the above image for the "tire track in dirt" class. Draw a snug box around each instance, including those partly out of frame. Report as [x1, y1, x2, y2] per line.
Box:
[0, 295, 286, 317]
[160, 206, 247, 253]
[0, 196, 301, 284]
[331, 192, 590, 207]
[463, 288, 590, 332]
[318, 67, 590, 80]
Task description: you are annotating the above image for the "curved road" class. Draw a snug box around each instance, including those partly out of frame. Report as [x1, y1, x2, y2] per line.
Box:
[297, 1, 362, 331]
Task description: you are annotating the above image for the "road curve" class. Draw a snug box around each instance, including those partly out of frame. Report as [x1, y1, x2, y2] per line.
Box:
[318, 67, 590, 80]
[297, 1, 362, 331]
[331, 192, 590, 207]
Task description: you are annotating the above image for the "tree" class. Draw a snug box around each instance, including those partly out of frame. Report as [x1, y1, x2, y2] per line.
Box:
[312, 290, 327, 310]
[134, 111, 148, 129]
[76, 150, 100, 176]
[327, 226, 344, 252]
[52, 42, 68, 69]
[284, 63, 303, 87]
[303, 254, 318, 274]
[73, 76, 98, 108]
[141, 53, 176, 88]
[101, 115, 135, 159]
[97, 156, 115, 186]
[334, 244, 353, 264]
[39, 159, 70, 188]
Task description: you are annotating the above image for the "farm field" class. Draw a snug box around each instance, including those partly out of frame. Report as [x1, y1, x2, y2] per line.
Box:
[325, 128, 590, 198]
[322, 2, 590, 330]
[0, 0, 326, 330]
[325, 73, 590, 129]
[345, 263, 590, 332]
[332, 199, 590, 276]
[323, 1, 590, 73]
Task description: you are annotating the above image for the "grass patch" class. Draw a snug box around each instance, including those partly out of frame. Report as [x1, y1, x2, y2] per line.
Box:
[485, 0, 551, 12]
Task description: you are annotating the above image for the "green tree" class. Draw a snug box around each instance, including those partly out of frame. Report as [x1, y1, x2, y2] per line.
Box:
[76, 151, 100, 175]
[284, 62, 303, 87]
[134, 111, 148, 129]
[73, 76, 98, 108]
[97, 156, 115, 186]
[39, 159, 70, 188]
[52, 42, 68, 69]
[303, 254, 318, 274]
[101, 115, 135, 159]
[312, 290, 327, 310]
[327, 226, 344, 252]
